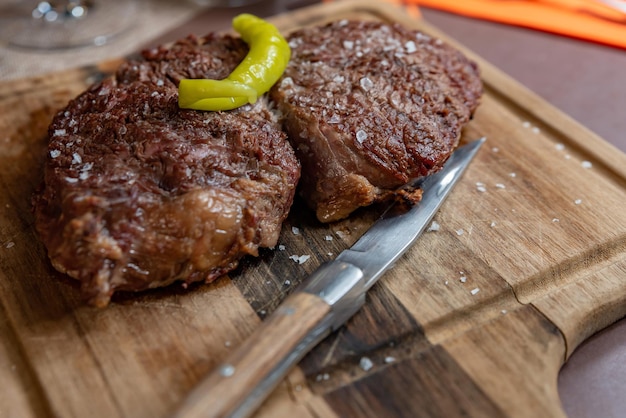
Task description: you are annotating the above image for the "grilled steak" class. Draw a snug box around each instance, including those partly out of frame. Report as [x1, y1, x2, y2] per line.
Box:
[33, 34, 300, 307]
[270, 20, 482, 222]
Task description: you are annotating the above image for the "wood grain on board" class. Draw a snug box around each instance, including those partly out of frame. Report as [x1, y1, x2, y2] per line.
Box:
[0, 1, 625, 417]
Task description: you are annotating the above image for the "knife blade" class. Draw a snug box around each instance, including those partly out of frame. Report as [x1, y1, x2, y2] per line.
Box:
[172, 137, 485, 418]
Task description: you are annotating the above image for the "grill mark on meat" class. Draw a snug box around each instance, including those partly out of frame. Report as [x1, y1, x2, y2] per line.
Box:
[271, 20, 482, 222]
[33, 34, 300, 307]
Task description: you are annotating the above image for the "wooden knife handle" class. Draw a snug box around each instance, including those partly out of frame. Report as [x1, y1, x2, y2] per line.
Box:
[172, 291, 332, 418]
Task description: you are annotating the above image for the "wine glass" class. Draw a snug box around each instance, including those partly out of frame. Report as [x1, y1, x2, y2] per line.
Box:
[0, 0, 138, 50]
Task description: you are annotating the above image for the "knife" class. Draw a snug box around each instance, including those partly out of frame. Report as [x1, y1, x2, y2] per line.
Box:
[172, 137, 485, 418]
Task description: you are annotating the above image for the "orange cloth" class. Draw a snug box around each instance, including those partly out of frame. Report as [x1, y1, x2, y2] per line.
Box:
[409, 0, 626, 49]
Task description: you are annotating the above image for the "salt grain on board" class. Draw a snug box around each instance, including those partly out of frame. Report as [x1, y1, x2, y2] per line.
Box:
[581, 161, 593, 169]
[574, 199, 583, 205]
[470, 288, 480, 295]
[427, 221, 440, 232]
[291, 226, 300, 235]
[360, 357, 374, 371]
[289, 255, 311, 264]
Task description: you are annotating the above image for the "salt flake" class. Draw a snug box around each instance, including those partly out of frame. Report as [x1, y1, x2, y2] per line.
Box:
[359, 356, 374, 371]
[359, 77, 374, 91]
[427, 221, 440, 232]
[289, 255, 311, 264]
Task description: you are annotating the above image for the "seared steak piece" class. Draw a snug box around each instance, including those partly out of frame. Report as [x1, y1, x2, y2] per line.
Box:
[33, 34, 300, 307]
[271, 20, 482, 222]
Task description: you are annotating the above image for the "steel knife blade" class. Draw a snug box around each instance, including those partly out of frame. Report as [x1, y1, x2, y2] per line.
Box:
[173, 137, 485, 418]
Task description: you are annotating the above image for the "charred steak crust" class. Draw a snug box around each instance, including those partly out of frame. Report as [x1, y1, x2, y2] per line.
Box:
[33, 34, 300, 307]
[270, 20, 482, 222]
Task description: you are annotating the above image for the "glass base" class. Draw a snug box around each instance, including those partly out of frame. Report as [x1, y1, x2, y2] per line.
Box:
[0, 0, 138, 50]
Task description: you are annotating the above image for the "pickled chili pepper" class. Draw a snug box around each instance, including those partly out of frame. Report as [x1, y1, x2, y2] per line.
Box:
[178, 13, 291, 111]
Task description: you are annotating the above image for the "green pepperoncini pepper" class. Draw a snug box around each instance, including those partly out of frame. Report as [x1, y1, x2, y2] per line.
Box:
[178, 14, 291, 112]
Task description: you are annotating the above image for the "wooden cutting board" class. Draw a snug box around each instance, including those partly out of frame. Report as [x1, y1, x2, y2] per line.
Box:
[1, 1, 625, 417]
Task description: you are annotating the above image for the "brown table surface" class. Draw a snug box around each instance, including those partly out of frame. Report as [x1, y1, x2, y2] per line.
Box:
[3, 1, 624, 416]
